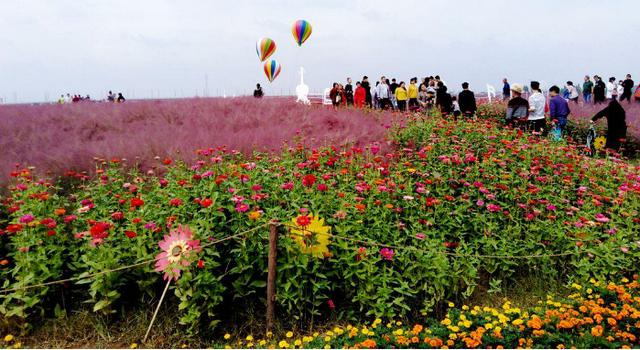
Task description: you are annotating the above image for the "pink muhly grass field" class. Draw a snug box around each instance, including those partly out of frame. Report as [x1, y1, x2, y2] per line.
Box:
[0, 97, 400, 183]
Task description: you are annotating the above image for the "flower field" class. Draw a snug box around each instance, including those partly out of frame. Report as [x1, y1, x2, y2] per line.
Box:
[0, 97, 398, 184]
[219, 278, 640, 349]
[1, 101, 640, 347]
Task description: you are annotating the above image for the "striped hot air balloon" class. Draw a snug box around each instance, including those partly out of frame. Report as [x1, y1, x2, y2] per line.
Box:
[256, 37, 276, 62]
[263, 59, 281, 83]
[291, 20, 312, 46]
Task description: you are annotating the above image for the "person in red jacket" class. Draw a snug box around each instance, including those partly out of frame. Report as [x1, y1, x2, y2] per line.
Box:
[354, 81, 366, 108]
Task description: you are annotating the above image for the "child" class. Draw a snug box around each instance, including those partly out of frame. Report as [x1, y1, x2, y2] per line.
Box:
[452, 96, 461, 119]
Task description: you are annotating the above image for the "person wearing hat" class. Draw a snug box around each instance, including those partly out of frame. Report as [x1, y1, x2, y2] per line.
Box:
[528, 81, 546, 133]
[505, 84, 529, 127]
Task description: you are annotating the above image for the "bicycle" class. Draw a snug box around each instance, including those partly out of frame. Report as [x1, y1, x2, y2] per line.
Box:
[586, 120, 607, 157]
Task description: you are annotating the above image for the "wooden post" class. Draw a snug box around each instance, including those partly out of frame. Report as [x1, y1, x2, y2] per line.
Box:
[266, 221, 278, 334]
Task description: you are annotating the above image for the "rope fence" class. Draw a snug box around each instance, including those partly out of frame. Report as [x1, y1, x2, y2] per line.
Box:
[279, 222, 580, 259]
[0, 218, 596, 339]
[0, 222, 272, 295]
[0, 219, 587, 295]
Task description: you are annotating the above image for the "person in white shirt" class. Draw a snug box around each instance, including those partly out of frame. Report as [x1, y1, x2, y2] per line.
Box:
[376, 76, 391, 110]
[606, 77, 617, 100]
[527, 81, 546, 134]
[566, 81, 579, 103]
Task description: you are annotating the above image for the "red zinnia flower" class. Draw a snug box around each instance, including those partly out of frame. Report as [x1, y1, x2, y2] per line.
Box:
[111, 211, 124, 221]
[302, 174, 316, 187]
[296, 215, 312, 227]
[130, 197, 144, 208]
[90, 222, 110, 240]
[125, 230, 137, 238]
[6, 224, 23, 233]
[200, 198, 213, 208]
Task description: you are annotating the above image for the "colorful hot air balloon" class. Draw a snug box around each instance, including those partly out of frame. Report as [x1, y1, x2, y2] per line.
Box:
[256, 37, 276, 62]
[263, 59, 281, 83]
[291, 20, 312, 46]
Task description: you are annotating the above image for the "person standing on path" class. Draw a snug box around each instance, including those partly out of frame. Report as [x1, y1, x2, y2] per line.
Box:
[376, 76, 391, 110]
[566, 81, 579, 103]
[395, 81, 408, 111]
[408, 77, 419, 111]
[593, 76, 606, 104]
[389, 78, 398, 109]
[436, 82, 453, 116]
[502, 78, 511, 100]
[549, 85, 571, 133]
[354, 82, 366, 108]
[582, 75, 593, 104]
[606, 77, 618, 100]
[361, 76, 372, 108]
[505, 84, 529, 128]
[527, 81, 546, 134]
[345, 78, 354, 105]
[620, 74, 634, 103]
[253, 83, 264, 98]
[458, 82, 477, 117]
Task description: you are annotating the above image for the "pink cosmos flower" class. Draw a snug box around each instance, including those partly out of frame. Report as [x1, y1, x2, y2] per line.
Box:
[155, 225, 201, 281]
[380, 248, 395, 261]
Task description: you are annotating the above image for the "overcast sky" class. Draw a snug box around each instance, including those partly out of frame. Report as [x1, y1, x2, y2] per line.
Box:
[1, 0, 638, 103]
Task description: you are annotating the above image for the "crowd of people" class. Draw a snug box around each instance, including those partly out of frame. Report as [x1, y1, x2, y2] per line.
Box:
[325, 73, 636, 152]
[504, 77, 632, 151]
[328, 75, 478, 119]
[57, 90, 126, 104]
[502, 75, 639, 105]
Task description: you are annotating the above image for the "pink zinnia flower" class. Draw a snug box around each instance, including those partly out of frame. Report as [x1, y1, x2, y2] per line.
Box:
[19, 214, 34, 223]
[281, 182, 294, 190]
[486, 204, 501, 212]
[415, 233, 426, 240]
[380, 248, 395, 261]
[595, 213, 610, 223]
[235, 203, 249, 213]
[154, 225, 201, 281]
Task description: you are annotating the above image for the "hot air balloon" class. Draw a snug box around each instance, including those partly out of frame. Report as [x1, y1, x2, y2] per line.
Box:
[256, 37, 276, 62]
[263, 59, 281, 83]
[291, 20, 312, 46]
